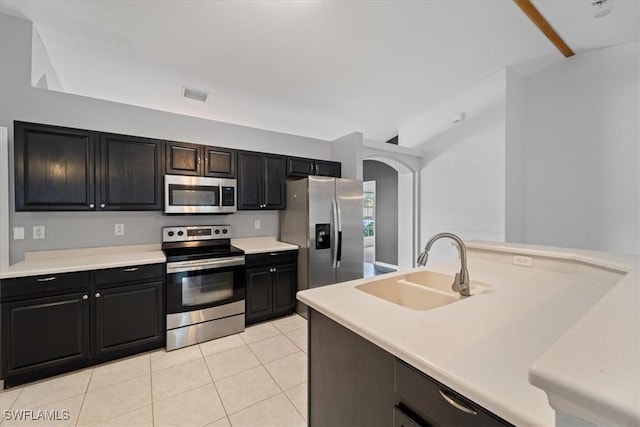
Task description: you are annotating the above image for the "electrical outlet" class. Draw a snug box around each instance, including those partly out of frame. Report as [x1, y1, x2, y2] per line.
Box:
[513, 255, 533, 267]
[33, 225, 45, 240]
[115, 223, 125, 236]
[254, 219, 261, 229]
[13, 227, 24, 240]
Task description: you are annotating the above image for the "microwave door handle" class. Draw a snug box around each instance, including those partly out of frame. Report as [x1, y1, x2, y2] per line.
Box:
[218, 182, 223, 206]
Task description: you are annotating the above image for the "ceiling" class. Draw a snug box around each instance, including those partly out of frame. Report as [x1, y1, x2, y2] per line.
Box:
[1, 0, 638, 142]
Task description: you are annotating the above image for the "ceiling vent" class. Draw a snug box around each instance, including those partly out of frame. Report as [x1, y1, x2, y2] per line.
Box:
[182, 86, 209, 102]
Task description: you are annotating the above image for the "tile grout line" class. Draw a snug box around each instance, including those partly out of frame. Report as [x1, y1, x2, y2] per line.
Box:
[148, 350, 154, 427]
[243, 327, 307, 422]
[198, 341, 230, 425]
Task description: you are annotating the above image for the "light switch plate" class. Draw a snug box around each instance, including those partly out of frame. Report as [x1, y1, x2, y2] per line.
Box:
[33, 225, 45, 240]
[115, 223, 125, 236]
[254, 219, 261, 229]
[13, 227, 24, 240]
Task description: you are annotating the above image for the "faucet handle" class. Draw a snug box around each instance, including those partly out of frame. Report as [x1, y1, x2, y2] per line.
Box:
[452, 271, 471, 296]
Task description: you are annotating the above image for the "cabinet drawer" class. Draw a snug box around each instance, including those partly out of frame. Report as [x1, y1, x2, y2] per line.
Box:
[395, 360, 513, 426]
[245, 250, 298, 268]
[1, 271, 89, 302]
[94, 263, 164, 287]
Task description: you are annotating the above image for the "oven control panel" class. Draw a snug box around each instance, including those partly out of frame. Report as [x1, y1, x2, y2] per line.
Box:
[163, 225, 230, 242]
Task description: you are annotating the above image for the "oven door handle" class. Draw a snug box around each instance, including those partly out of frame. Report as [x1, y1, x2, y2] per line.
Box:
[167, 256, 245, 273]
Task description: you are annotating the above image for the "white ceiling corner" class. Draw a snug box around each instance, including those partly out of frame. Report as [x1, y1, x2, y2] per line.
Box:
[0, 0, 637, 142]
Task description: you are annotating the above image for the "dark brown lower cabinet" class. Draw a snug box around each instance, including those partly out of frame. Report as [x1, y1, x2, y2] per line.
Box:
[1, 292, 91, 383]
[94, 281, 164, 359]
[245, 250, 298, 325]
[308, 309, 513, 427]
[246, 263, 296, 325]
[309, 309, 395, 426]
[1, 264, 165, 388]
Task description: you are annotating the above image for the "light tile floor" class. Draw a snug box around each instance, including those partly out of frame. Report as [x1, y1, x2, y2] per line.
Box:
[0, 314, 308, 427]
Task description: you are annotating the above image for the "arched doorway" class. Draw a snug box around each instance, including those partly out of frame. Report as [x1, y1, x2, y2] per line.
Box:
[362, 149, 421, 270]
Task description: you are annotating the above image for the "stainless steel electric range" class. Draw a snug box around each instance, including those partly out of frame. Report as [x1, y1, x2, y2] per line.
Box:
[162, 225, 245, 351]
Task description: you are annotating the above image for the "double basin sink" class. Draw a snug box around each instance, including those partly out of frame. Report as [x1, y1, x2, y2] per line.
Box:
[356, 270, 491, 311]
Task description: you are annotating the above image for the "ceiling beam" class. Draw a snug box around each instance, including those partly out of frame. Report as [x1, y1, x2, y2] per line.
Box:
[513, 0, 575, 58]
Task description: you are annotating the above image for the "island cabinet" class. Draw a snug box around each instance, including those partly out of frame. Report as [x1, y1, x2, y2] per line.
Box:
[308, 309, 513, 427]
[0, 264, 165, 388]
[14, 121, 164, 211]
[286, 156, 341, 178]
[245, 250, 297, 325]
[166, 140, 236, 178]
[237, 151, 286, 210]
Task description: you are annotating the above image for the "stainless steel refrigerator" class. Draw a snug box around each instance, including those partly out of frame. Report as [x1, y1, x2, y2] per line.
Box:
[280, 177, 364, 317]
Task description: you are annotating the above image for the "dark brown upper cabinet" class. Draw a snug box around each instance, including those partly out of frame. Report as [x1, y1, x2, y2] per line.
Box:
[14, 121, 164, 212]
[286, 156, 341, 178]
[99, 133, 163, 210]
[166, 141, 236, 178]
[14, 122, 96, 211]
[237, 151, 286, 210]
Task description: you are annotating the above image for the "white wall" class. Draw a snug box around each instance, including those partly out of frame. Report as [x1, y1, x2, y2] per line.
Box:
[401, 70, 508, 264]
[504, 69, 527, 243]
[331, 132, 363, 180]
[524, 42, 639, 255]
[1, 14, 332, 263]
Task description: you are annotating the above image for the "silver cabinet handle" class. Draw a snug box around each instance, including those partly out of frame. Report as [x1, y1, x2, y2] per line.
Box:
[82, 295, 88, 300]
[100, 203, 106, 208]
[123, 267, 138, 272]
[439, 390, 477, 415]
[89, 203, 95, 208]
[36, 276, 56, 282]
[309, 163, 314, 172]
[95, 292, 101, 298]
[315, 164, 319, 175]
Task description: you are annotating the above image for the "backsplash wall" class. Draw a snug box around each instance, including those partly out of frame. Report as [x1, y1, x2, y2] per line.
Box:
[9, 210, 279, 263]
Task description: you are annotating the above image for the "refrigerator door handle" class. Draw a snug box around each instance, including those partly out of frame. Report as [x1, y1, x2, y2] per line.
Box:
[336, 199, 343, 267]
[332, 198, 339, 269]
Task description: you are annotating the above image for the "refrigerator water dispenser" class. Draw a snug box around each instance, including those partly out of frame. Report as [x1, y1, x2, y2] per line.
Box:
[316, 223, 331, 249]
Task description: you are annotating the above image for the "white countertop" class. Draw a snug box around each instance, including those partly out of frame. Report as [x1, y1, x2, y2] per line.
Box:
[0, 244, 166, 279]
[231, 236, 298, 254]
[297, 242, 639, 426]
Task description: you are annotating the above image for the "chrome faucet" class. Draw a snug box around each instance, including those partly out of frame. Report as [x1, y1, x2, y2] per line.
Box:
[417, 232, 470, 297]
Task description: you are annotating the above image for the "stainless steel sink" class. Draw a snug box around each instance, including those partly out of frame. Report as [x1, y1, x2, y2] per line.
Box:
[355, 271, 490, 311]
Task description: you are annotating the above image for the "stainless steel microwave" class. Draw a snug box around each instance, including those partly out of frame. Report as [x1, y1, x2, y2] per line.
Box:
[164, 175, 237, 214]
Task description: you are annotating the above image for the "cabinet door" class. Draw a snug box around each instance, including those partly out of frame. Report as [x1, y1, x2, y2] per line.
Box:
[245, 267, 273, 325]
[263, 154, 286, 209]
[286, 156, 314, 177]
[166, 141, 202, 176]
[100, 134, 163, 210]
[316, 160, 341, 178]
[1, 292, 90, 379]
[309, 309, 394, 426]
[94, 282, 164, 358]
[237, 151, 263, 210]
[14, 121, 96, 211]
[205, 147, 236, 178]
[272, 263, 297, 316]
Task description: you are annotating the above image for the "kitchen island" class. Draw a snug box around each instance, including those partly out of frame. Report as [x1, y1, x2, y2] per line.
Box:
[297, 241, 638, 426]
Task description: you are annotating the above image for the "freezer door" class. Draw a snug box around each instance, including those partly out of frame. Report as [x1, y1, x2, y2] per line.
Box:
[335, 179, 364, 283]
[308, 177, 337, 288]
